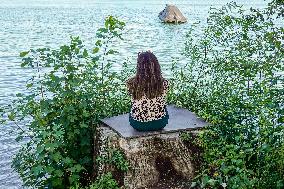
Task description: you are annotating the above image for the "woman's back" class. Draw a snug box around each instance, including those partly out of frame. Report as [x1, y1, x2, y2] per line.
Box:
[126, 51, 170, 131]
[129, 79, 169, 122]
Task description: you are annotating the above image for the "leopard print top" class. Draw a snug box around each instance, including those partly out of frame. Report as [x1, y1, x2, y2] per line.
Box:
[128, 79, 169, 122]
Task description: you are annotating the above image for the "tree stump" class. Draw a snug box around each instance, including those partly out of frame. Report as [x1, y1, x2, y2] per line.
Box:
[94, 105, 208, 189]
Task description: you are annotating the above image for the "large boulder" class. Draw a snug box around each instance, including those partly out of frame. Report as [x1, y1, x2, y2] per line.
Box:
[159, 4, 187, 23]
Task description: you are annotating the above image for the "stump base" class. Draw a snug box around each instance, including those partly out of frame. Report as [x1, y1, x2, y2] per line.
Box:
[94, 105, 207, 189]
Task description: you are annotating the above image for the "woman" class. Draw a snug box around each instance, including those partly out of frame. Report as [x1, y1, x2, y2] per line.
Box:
[126, 50, 169, 131]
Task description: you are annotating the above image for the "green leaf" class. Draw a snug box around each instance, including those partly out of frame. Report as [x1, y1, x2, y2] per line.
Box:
[32, 165, 43, 176]
[95, 40, 102, 47]
[16, 93, 23, 97]
[83, 49, 88, 58]
[20, 51, 29, 57]
[54, 169, 64, 177]
[15, 135, 24, 142]
[46, 166, 55, 174]
[8, 112, 15, 121]
[26, 83, 33, 88]
[74, 164, 84, 171]
[52, 152, 62, 163]
[191, 182, 197, 187]
[97, 28, 108, 33]
[80, 123, 88, 128]
[93, 47, 99, 54]
[63, 157, 73, 165]
[106, 49, 119, 55]
[207, 179, 216, 186]
[52, 178, 63, 187]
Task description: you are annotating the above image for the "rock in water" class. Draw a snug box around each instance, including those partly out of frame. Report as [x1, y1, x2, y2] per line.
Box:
[159, 4, 187, 23]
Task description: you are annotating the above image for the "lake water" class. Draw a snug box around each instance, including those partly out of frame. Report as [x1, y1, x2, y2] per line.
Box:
[0, 0, 267, 188]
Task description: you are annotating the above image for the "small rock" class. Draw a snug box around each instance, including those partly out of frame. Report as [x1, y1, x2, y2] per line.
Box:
[158, 4, 187, 23]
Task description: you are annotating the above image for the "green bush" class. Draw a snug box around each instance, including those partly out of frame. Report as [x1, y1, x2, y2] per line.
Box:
[169, 1, 284, 189]
[70, 173, 119, 189]
[96, 148, 129, 172]
[88, 173, 120, 189]
[1, 16, 131, 188]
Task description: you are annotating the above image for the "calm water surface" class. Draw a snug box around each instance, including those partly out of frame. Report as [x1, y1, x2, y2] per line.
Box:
[0, 0, 266, 188]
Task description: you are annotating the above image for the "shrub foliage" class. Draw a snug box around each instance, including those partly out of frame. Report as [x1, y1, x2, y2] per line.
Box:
[2, 16, 131, 188]
[168, 2, 284, 188]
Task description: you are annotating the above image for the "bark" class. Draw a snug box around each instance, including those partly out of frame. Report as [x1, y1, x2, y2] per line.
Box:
[94, 125, 202, 189]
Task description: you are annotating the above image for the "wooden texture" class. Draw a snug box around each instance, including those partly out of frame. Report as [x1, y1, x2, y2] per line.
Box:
[94, 105, 207, 188]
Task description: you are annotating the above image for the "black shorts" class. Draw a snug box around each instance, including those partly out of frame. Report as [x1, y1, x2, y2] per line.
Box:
[129, 106, 169, 131]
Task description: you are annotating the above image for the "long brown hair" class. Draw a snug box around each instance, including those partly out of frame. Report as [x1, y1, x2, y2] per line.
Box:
[126, 51, 165, 100]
